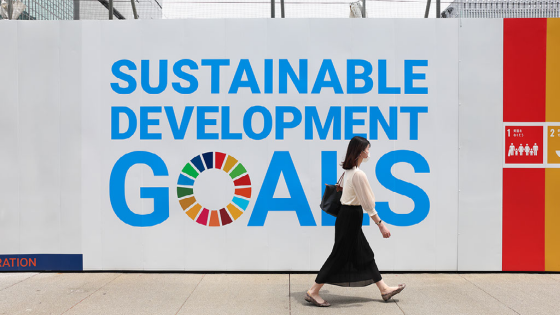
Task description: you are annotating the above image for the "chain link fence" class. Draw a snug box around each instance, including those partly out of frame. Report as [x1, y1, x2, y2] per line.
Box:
[163, 0, 446, 18]
[1, 0, 163, 20]
[0, 0, 449, 19]
[442, 0, 560, 18]
[2, 0, 560, 20]
[79, 0, 163, 20]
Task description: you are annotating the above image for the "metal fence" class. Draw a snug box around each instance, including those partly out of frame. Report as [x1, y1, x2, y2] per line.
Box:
[443, 0, 560, 18]
[163, 0, 445, 18]
[1, 0, 163, 20]
[79, 0, 163, 20]
[1, 0, 447, 19]
[2, 0, 560, 19]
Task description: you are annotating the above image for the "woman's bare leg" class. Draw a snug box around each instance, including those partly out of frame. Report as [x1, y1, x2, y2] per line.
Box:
[307, 283, 326, 303]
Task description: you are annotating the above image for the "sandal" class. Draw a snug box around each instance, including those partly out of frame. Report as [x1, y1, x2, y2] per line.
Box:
[381, 283, 406, 302]
[305, 292, 331, 307]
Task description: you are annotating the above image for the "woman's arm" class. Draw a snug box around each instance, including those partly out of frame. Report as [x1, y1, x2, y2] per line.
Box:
[370, 213, 391, 238]
[353, 171, 391, 238]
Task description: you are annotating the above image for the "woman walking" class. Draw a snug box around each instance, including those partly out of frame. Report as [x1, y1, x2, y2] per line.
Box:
[306, 136, 405, 307]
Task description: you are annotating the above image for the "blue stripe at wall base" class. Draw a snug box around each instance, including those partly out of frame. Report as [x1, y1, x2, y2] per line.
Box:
[0, 254, 83, 271]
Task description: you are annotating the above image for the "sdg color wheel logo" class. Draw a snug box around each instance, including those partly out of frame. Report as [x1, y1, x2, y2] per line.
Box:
[177, 152, 251, 227]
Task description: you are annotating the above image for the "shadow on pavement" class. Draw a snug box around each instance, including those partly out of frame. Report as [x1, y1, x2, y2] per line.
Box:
[292, 290, 398, 308]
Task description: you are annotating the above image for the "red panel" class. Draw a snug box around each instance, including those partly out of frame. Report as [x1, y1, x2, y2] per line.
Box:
[503, 19, 547, 122]
[503, 168, 545, 271]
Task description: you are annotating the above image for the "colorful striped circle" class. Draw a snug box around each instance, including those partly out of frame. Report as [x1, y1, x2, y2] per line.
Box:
[177, 152, 251, 227]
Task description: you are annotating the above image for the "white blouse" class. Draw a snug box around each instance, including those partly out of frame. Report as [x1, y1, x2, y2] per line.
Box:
[340, 166, 377, 216]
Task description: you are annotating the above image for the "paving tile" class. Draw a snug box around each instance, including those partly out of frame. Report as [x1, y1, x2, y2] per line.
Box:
[1, 272, 560, 315]
[0, 273, 117, 315]
[462, 273, 560, 315]
[390, 273, 518, 315]
[177, 274, 289, 315]
[65, 273, 203, 315]
[290, 274, 403, 315]
[0, 272, 38, 291]
[546, 273, 560, 283]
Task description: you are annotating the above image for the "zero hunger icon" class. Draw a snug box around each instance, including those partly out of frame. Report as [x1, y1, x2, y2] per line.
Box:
[177, 152, 252, 227]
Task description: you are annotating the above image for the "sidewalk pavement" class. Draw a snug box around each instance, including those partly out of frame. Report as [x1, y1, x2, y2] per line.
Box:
[1, 272, 559, 315]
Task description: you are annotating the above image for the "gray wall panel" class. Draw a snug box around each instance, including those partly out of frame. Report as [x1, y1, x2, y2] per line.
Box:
[0, 22, 21, 254]
[59, 21, 82, 254]
[80, 21, 103, 269]
[17, 22, 62, 254]
[433, 18, 460, 271]
[458, 19, 504, 271]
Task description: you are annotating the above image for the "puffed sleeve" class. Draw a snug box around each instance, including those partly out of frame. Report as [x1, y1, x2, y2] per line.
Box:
[352, 170, 377, 216]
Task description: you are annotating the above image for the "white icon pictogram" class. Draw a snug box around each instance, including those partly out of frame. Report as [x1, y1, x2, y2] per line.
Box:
[533, 143, 539, 156]
[508, 143, 538, 157]
[508, 143, 515, 157]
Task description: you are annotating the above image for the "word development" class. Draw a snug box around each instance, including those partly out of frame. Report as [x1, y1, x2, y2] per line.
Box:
[111, 106, 428, 141]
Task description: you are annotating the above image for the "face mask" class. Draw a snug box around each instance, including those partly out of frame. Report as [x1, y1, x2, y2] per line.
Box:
[362, 151, 370, 163]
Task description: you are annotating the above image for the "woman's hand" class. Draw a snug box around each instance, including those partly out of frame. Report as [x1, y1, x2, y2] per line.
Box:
[379, 223, 391, 238]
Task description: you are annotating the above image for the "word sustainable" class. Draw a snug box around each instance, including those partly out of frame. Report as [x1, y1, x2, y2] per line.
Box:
[110, 59, 428, 95]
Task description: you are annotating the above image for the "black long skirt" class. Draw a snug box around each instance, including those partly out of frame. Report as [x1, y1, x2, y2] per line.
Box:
[315, 205, 382, 287]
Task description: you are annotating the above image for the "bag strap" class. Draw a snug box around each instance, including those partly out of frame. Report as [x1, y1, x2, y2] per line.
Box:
[337, 172, 345, 185]
[335, 172, 345, 191]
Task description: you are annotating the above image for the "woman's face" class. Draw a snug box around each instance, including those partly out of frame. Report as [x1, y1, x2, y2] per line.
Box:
[361, 145, 370, 158]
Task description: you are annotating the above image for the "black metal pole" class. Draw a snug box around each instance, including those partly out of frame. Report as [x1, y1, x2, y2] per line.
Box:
[436, 0, 440, 18]
[7, 0, 13, 20]
[109, 0, 114, 20]
[362, 0, 366, 17]
[280, 0, 284, 18]
[131, 0, 138, 19]
[424, 0, 431, 18]
[271, 0, 275, 18]
[74, 0, 80, 20]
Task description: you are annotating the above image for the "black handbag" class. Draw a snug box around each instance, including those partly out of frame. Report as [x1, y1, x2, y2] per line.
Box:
[319, 173, 345, 217]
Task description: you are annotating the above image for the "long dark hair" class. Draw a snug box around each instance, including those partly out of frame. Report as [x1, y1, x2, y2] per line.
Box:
[341, 136, 370, 170]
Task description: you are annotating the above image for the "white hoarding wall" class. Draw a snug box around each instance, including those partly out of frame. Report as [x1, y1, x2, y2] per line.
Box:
[0, 19, 503, 271]
[457, 19, 503, 271]
[0, 22, 83, 263]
